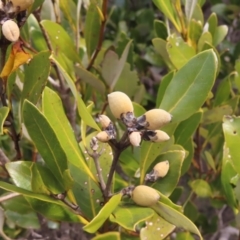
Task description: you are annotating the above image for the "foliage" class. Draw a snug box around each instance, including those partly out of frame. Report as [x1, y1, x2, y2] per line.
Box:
[0, 0, 240, 239]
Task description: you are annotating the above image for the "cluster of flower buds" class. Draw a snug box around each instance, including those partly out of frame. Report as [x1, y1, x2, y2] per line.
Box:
[95, 91, 172, 147]
[0, 0, 34, 42]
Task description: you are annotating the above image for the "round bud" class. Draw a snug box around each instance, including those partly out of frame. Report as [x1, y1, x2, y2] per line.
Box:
[96, 114, 111, 129]
[108, 91, 134, 119]
[10, 0, 34, 11]
[138, 109, 172, 130]
[153, 160, 170, 178]
[96, 131, 110, 142]
[150, 130, 170, 142]
[131, 185, 160, 207]
[1, 20, 20, 42]
[129, 131, 141, 147]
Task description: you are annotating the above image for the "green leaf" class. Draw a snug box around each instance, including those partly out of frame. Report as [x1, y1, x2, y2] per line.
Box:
[223, 115, 240, 175]
[5, 210, 40, 229]
[29, 0, 45, 12]
[23, 100, 68, 191]
[221, 145, 238, 209]
[160, 50, 217, 123]
[152, 202, 202, 240]
[157, 191, 182, 212]
[110, 204, 154, 231]
[154, 20, 168, 39]
[41, 20, 80, 62]
[188, 19, 202, 44]
[212, 25, 228, 46]
[21, 51, 51, 106]
[152, 38, 173, 68]
[52, 57, 100, 131]
[140, 213, 175, 240]
[189, 179, 213, 198]
[92, 232, 120, 240]
[152, 0, 181, 32]
[206, 13, 217, 37]
[139, 138, 174, 184]
[181, 139, 194, 175]
[0, 107, 9, 135]
[85, 2, 102, 58]
[75, 65, 106, 95]
[5, 161, 32, 191]
[176, 232, 195, 240]
[174, 110, 202, 145]
[156, 71, 174, 107]
[42, 87, 97, 182]
[204, 151, 217, 173]
[185, 0, 198, 23]
[184, 201, 199, 222]
[151, 150, 185, 196]
[83, 193, 123, 233]
[197, 31, 212, 52]
[102, 41, 132, 91]
[167, 34, 196, 69]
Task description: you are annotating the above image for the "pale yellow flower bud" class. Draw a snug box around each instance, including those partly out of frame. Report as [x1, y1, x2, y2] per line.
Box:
[139, 109, 172, 130]
[96, 131, 110, 142]
[10, 0, 34, 11]
[1, 20, 20, 42]
[96, 114, 111, 129]
[131, 185, 160, 207]
[129, 132, 141, 147]
[153, 160, 170, 178]
[150, 130, 170, 142]
[108, 91, 134, 119]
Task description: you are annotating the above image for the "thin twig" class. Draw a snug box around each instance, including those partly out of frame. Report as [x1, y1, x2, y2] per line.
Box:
[86, 0, 108, 70]
[0, 193, 20, 202]
[76, 0, 82, 51]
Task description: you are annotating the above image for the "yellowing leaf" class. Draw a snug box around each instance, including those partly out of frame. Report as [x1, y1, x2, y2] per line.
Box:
[0, 42, 32, 81]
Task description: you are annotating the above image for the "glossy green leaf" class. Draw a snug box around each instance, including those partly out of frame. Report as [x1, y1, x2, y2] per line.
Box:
[197, 31, 212, 52]
[23, 100, 68, 191]
[160, 50, 217, 123]
[139, 138, 174, 184]
[85, 2, 102, 58]
[189, 179, 212, 198]
[152, 0, 181, 32]
[42, 87, 97, 182]
[52, 57, 100, 131]
[152, 38, 173, 68]
[167, 34, 196, 69]
[140, 213, 175, 240]
[174, 110, 202, 145]
[191, 3, 204, 23]
[206, 13, 217, 37]
[83, 193, 123, 233]
[21, 51, 51, 106]
[181, 139, 194, 175]
[110, 204, 154, 231]
[5, 210, 40, 229]
[6, 161, 32, 191]
[154, 20, 168, 39]
[185, 0, 198, 23]
[41, 20, 80, 62]
[75, 65, 106, 95]
[151, 150, 185, 196]
[212, 25, 228, 46]
[25, 197, 79, 223]
[102, 41, 132, 91]
[157, 191, 182, 212]
[152, 202, 202, 240]
[156, 71, 174, 107]
[223, 115, 240, 175]
[188, 19, 202, 44]
[221, 145, 238, 209]
[0, 107, 9, 135]
[92, 232, 120, 240]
